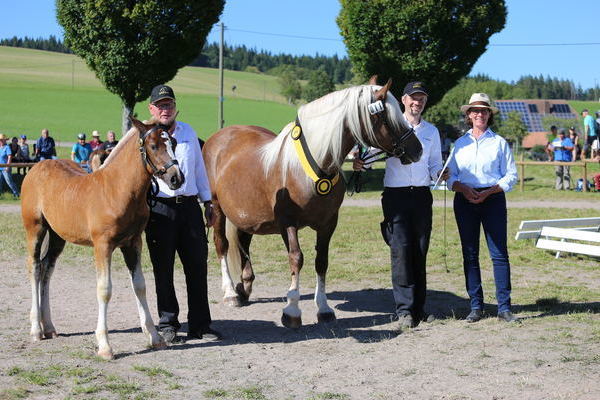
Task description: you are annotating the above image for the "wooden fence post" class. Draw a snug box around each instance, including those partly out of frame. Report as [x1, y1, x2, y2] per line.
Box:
[519, 153, 525, 192]
[583, 161, 588, 192]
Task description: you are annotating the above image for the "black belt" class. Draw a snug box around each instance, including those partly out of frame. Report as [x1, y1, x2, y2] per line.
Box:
[385, 186, 429, 192]
[156, 195, 197, 204]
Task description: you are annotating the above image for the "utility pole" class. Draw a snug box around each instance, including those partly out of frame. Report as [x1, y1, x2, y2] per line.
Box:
[218, 22, 225, 129]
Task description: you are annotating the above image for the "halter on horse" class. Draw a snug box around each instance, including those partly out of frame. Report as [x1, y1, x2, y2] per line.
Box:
[21, 117, 183, 359]
[203, 78, 422, 328]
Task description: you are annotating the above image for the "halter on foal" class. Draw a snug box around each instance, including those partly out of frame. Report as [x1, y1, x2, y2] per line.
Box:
[203, 78, 422, 328]
[20, 117, 183, 359]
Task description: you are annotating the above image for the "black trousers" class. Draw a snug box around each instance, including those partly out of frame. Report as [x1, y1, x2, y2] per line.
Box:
[381, 186, 433, 319]
[145, 197, 211, 333]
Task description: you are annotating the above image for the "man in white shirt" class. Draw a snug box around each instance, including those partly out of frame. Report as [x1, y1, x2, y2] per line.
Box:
[354, 82, 445, 330]
[144, 85, 220, 344]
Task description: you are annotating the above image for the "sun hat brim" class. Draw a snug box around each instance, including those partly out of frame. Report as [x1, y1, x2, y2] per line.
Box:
[460, 104, 499, 114]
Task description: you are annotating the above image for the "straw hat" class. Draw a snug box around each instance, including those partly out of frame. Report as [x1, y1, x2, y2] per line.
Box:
[0, 134, 6, 140]
[460, 93, 499, 114]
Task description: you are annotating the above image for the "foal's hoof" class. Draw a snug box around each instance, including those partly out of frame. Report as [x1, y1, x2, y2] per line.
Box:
[281, 313, 302, 329]
[224, 296, 242, 308]
[97, 349, 114, 360]
[44, 331, 58, 339]
[317, 312, 337, 324]
[30, 333, 43, 342]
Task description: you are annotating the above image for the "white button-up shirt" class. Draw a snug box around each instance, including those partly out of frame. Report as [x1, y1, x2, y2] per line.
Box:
[382, 118, 443, 187]
[156, 121, 212, 202]
[446, 128, 518, 193]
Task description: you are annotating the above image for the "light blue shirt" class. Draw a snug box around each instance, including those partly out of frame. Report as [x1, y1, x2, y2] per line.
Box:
[584, 115, 596, 137]
[446, 128, 518, 193]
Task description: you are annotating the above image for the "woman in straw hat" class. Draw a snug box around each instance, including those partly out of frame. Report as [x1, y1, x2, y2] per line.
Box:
[446, 93, 519, 323]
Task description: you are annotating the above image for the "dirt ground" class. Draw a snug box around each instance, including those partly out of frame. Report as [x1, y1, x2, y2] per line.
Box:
[0, 249, 598, 400]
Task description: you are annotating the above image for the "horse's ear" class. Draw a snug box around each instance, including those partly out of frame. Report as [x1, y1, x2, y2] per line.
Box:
[129, 116, 146, 133]
[368, 75, 378, 85]
[374, 78, 392, 100]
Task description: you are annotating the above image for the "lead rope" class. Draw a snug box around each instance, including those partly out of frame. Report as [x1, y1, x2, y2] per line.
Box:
[146, 175, 159, 208]
[443, 182, 449, 273]
[346, 147, 388, 196]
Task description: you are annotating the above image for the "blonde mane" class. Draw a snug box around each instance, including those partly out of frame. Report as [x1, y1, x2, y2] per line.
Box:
[98, 125, 139, 168]
[260, 84, 405, 182]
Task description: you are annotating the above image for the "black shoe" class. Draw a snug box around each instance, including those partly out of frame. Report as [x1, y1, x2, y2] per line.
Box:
[466, 309, 483, 323]
[187, 327, 223, 342]
[159, 328, 182, 345]
[498, 311, 520, 323]
[395, 313, 415, 331]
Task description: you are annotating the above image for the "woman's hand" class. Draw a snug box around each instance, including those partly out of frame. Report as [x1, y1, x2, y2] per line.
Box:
[452, 182, 480, 203]
[471, 185, 501, 204]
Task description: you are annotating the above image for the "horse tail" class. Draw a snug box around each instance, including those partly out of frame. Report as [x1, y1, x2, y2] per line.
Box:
[225, 217, 242, 282]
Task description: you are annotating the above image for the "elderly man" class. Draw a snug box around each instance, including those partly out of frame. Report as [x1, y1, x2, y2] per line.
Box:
[144, 84, 220, 344]
[35, 128, 56, 161]
[551, 128, 574, 190]
[0, 134, 20, 198]
[354, 81, 445, 330]
[100, 130, 119, 152]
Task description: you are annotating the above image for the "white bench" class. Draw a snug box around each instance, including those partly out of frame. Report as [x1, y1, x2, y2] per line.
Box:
[536, 227, 600, 258]
[515, 217, 600, 240]
[515, 217, 600, 258]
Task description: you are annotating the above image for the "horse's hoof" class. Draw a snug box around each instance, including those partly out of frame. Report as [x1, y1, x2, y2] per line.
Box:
[281, 313, 302, 329]
[224, 296, 242, 307]
[153, 339, 167, 349]
[30, 333, 43, 342]
[97, 349, 114, 360]
[235, 283, 250, 303]
[44, 331, 58, 339]
[317, 312, 336, 324]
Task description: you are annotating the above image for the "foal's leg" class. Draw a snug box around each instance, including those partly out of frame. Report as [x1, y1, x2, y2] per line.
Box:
[213, 202, 239, 306]
[25, 223, 47, 342]
[235, 230, 255, 303]
[120, 237, 165, 350]
[39, 229, 66, 338]
[315, 214, 339, 323]
[93, 241, 115, 360]
[281, 225, 303, 329]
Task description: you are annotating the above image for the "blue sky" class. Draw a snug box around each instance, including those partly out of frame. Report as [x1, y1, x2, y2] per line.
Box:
[2, 0, 598, 89]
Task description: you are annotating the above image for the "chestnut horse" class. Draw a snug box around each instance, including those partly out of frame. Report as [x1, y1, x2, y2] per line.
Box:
[21, 117, 184, 359]
[203, 79, 423, 328]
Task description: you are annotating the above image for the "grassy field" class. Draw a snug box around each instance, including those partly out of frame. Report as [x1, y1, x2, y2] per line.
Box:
[0, 46, 296, 141]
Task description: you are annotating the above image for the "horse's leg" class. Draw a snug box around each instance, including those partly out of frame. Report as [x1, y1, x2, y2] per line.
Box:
[120, 237, 165, 350]
[235, 230, 255, 303]
[281, 225, 303, 329]
[315, 214, 339, 323]
[25, 221, 47, 342]
[213, 202, 239, 306]
[39, 229, 66, 338]
[93, 241, 114, 360]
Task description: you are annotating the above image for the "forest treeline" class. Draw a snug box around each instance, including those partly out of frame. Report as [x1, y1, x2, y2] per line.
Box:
[2, 36, 599, 100]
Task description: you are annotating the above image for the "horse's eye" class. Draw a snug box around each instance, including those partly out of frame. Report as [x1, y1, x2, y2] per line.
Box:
[150, 144, 158, 151]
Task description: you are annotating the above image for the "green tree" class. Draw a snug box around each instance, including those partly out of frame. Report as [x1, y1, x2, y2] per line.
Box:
[303, 69, 335, 102]
[337, 0, 507, 106]
[57, 0, 224, 132]
[497, 111, 528, 149]
[278, 71, 302, 104]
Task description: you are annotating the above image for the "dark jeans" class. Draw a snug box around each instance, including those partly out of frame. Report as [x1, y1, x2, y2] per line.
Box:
[381, 186, 432, 319]
[453, 191, 512, 313]
[145, 197, 211, 333]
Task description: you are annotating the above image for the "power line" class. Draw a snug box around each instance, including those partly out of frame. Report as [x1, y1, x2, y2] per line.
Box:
[221, 25, 600, 47]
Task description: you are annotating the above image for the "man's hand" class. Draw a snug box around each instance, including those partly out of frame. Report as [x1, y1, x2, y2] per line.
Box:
[352, 158, 365, 171]
[438, 168, 449, 181]
[204, 201, 216, 227]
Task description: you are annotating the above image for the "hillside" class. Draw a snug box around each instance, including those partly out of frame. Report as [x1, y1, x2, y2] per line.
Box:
[0, 46, 296, 141]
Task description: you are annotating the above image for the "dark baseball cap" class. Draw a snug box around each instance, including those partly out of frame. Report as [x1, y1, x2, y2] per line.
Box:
[150, 85, 176, 103]
[403, 81, 428, 96]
